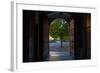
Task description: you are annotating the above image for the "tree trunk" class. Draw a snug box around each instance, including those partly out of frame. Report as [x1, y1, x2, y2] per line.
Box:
[60, 34, 63, 48]
[61, 39, 63, 48]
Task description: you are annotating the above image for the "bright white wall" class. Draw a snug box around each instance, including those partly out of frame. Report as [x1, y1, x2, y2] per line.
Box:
[0, 0, 100, 73]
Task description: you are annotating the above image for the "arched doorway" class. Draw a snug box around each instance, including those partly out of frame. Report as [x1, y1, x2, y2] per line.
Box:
[49, 18, 73, 61]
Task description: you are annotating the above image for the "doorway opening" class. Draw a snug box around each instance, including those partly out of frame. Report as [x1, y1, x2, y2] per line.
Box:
[49, 18, 73, 61]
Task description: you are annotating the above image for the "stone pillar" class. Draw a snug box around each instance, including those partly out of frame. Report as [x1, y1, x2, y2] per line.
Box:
[43, 16, 49, 60]
[69, 17, 74, 58]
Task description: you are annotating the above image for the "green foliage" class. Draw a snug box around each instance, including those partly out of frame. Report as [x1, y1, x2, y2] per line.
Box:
[63, 35, 70, 41]
[49, 18, 69, 41]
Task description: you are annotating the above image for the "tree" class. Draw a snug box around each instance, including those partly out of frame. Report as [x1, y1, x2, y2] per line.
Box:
[49, 18, 69, 48]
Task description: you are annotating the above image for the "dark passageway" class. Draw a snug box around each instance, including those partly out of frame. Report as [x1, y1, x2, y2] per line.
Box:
[23, 10, 91, 62]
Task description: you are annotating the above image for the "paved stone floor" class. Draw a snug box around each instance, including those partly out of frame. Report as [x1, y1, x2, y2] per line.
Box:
[49, 51, 73, 61]
[49, 41, 74, 61]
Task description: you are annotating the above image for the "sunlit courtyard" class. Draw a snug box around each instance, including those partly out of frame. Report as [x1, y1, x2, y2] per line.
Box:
[49, 19, 74, 61]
